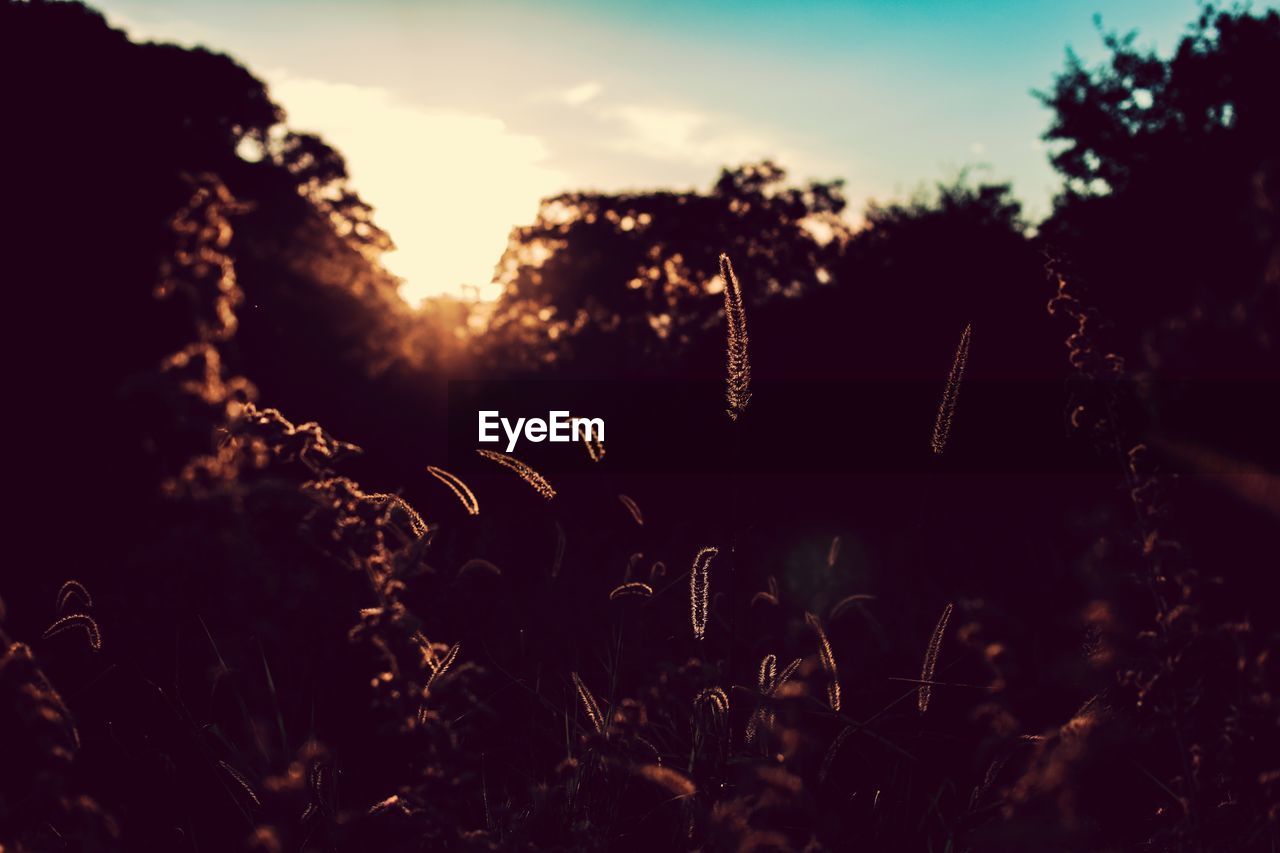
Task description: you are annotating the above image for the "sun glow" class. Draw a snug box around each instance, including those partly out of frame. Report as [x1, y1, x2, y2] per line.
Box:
[267, 72, 566, 305]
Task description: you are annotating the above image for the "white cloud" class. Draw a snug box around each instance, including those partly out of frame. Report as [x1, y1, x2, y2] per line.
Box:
[545, 80, 793, 172]
[598, 103, 784, 168]
[969, 141, 987, 155]
[95, 7, 822, 298]
[556, 81, 604, 106]
[103, 10, 564, 303]
[266, 72, 565, 303]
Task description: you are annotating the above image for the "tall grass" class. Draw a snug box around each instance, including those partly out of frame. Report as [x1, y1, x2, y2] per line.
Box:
[690, 546, 718, 641]
[931, 323, 971, 455]
[720, 253, 751, 421]
[475, 448, 557, 499]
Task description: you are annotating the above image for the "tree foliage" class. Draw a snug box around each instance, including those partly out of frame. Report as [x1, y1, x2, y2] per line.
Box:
[1038, 5, 1280, 375]
[481, 162, 848, 374]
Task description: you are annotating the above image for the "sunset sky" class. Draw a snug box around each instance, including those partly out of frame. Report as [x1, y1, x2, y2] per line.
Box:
[97, 0, 1203, 303]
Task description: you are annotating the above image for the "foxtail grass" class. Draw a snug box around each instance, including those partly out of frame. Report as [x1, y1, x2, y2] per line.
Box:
[218, 760, 261, 808]
[426, 641, 461, 689]
[746, 654, 778, 744]
[609, 581, 654, 601]
[693, 686, 730, 765]
[720, 253, 751, 421]
[42, 613, 102, 651]
[690, 547, 718, 640]
[55, 580, 93, 614]
[775, 656, 802, 688]
[476, 448, 556, 499]
[931, 323, 971, 455]
[918, 602, 954, 713]
[362, 492, 429, 538]
[746, 654, 802, 744]
[830, 594, 877, 621]
[805, 611, 841, 711]
[571, 671, 605, 734]
[426, 465, 480, 515]
[618, 494, 644, 526]
[369, 795, 410, 816]
[694, 686, 729, 719]
[634, 764, 696, 798]
[573, 416, 605, 462]
[758, 653, 778, 691]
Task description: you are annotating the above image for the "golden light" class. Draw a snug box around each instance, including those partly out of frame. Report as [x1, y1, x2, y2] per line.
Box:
[267, 72, 566, 305]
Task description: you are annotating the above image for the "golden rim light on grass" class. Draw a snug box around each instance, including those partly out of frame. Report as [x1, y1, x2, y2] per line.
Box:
[805, 611, 842, 712]
[720, 253, 751, 422]
[690, 546, 718, 640]
[609, 581, 654, 601]
[918, 602, 955, 713]
[931, 323, 972, 455]
[475, 448, 557, 499]
[618, 493, 644, 526]
[425, 465, 480, 515]
[571, 671, 605, 734]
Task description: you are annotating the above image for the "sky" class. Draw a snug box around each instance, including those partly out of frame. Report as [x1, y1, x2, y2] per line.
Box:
[95, 0, 1208, 304]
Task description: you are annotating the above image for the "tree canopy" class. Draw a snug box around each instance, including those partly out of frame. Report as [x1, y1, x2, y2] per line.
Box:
[481, 162, 848, 374]
[1037, 5, 1280, 376]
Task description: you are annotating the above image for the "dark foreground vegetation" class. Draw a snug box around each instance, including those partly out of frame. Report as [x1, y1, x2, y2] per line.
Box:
[2, 1, 1279, 850]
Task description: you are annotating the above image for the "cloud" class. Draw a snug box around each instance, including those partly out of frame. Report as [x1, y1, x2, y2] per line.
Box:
[557, 81, 603, 106]
[104, 11, 564, 301]
[598, 103, 785, 168]
[545, 80, 793, 172]
[266, 72, 565, 303]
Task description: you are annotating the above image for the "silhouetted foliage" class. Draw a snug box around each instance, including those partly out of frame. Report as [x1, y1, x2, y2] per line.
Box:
[483, 161, 847, 374]
[1038, 5, 1280, 377]
[2, 1, 1279, 851]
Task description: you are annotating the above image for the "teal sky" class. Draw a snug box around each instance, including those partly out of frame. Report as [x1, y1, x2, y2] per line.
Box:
[96, 0, 1215, 301]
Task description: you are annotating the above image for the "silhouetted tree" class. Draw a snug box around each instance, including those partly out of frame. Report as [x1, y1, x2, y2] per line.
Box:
[1, 0, 441, 506]
[803, 178, 1056, 380]
[483, 163, 1057, 388]
[481, 161, 848, 375]
[1037, 5, 1280, 377]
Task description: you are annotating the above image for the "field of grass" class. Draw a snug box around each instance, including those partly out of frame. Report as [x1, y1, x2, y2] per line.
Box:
[3, 3, 1279, 850]
[2, 171, 1277, 853]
